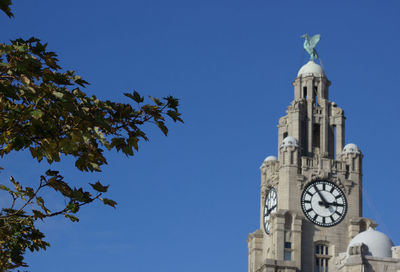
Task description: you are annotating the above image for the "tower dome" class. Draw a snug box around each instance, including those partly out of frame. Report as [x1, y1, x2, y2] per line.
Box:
[342, 143, 360, 154]
[297, 61, 325, 77]
[281, 136, 298, 147]
[264, 155, 277, 162]
[347, 228, 394, 258]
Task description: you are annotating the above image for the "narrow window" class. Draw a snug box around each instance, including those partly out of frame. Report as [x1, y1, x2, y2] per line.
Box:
[303, 86, 308, 99]
[333, 125, 337, 159]
[315, 244, 329, 272]
[314, 86, 319, 106]
[313, 124, 320, 149]
[345, 165, 350, 179]
[301, 120, 307, 156]
[284, 213, 292, 261]
[284, 250, 291, 261]
[284, 242, 292, 261]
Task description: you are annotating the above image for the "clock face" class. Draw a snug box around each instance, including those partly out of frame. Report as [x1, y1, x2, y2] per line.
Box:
[301, 180, 347, 227]
[263, 187, 277, 234]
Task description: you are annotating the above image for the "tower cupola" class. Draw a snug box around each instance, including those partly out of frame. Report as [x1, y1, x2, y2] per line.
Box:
[264, 155, 277, 162]
[297, 60, 325, 78]
[347, 228, 394, 258]
[342, 143, 360, 154]
[281, 136, 299, 148]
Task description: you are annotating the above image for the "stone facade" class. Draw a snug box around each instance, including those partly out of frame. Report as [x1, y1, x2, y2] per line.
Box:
[247, 61, 400, 272]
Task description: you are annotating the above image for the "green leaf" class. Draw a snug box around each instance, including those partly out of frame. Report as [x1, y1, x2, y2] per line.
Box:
[156, 121, 168, 135]
[25, 187, 34, 198]
[100, 198, 117, 208]
[32, 210, 46, 220]
[150, 96, 163, 106]
[31, 109, 43, 119]
[66, 201, 80, 213]
[47, 178, 73, 197]
[0, 184, 10, 192]
[10, 176, 22, 191]
[65, 214, 79, 222]
[124, 91, 144, 103]
[36, 197, 50, 214]
[167, 110, 183, 122]
[164, 96, 180, 110]
[45, 170, 59, 176]
[89, 181, 109, 193]
[71, 188, 91, 203]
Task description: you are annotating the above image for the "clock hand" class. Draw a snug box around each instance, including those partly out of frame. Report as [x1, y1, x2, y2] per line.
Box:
[314, 185, 329, 208]
[267, 205, 277, 214]
[318, 201, 344, 207]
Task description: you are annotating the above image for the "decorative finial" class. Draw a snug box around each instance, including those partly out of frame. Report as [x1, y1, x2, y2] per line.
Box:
[301, 33, 320, 61]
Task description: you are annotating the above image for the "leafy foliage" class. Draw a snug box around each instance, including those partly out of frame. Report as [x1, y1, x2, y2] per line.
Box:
[0, 37, 182, 172]
[0, 6, 182, 270]
[0, 0, 13, 18]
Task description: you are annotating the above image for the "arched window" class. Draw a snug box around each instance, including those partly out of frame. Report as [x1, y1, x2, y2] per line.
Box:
[315, 244, 329, 272]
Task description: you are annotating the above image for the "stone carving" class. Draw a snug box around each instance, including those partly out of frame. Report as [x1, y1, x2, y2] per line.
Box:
[279, 116, 288, 126]
[332, 105, 344, 117]
[288, 99, 306, 111]
[297, 175, 307, 190]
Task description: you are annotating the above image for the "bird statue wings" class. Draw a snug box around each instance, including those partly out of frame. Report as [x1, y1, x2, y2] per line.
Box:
[301, 33, 320, 61]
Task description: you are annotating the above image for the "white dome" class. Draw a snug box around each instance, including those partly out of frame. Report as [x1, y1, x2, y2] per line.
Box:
[347, 228, 394, 258]
[297, 61, 325, 77]
[264, 155, 277, 163]
[281, 136, 298, 147]
[342, 143, 360, 154]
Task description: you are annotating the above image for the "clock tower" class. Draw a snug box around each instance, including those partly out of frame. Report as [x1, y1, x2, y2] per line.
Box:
[247, 56, 381, 271]
[248, 37, 400, 271]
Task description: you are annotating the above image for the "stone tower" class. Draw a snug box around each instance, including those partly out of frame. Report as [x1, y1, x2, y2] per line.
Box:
[247, 60, 379, 272]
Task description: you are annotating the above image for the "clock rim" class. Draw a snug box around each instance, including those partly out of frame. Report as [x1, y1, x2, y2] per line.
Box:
[263, 187, 277, 234]
[300, 180, 347, 227]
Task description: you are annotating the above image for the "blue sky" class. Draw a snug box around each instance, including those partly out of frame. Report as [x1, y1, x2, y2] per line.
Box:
[1, 0, 400, 271]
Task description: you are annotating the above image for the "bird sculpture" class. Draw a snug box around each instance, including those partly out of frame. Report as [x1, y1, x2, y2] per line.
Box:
[301, 33, 320, 61]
